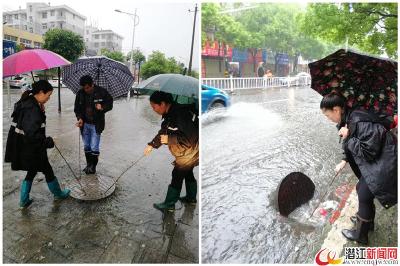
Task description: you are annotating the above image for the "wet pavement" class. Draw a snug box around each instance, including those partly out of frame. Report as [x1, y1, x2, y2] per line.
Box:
[3, 87, 199, 263]
[201, 87, 397, 264]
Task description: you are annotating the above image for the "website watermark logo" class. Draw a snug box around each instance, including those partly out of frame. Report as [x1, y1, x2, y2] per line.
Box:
[315, 248, 344, 265]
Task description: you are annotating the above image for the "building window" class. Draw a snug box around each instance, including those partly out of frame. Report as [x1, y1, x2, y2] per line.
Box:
[50, 22, 55, 28]
[29, 16, 33, 22]
[59, 23, 63, 29]
[20, 38, 32, 46]
[59, 11, 63, 16]
[22, 14, 27, 20]
[29, 28, 33, 33]
[42, 23, 47, 30]
[34, 42, 42, 48]
[101, 42, 105, 47]
[50, 10, 55, 16]
[42, 12, 47, 19]
[94, 35, 99, 39]
[86, 30, 89, 34]
[73, 14, 75, 19]
[14, 14, 18, 19]
[4, 35, 18, 42]
[29, 5, 33, 12]
[24, 25, 27, 30]
[94, 43, 99, 48]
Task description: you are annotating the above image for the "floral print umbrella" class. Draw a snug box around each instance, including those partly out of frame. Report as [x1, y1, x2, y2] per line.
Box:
[309, 49, 397, 116]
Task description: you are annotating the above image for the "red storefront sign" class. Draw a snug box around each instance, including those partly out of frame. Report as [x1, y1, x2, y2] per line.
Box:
[247, 49, 264, 64]
[202, 40, 232, 58]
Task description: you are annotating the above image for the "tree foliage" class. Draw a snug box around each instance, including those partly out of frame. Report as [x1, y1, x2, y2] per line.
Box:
[100, 48, 125, 62]
[43, 29, 84, 62]
[140, 51, 186, 79]
[301, 3, 398, 59]
[127, 49, 146, 65]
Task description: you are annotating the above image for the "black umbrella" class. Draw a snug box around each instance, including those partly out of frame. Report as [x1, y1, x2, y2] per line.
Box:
[62, 56, 134, 98]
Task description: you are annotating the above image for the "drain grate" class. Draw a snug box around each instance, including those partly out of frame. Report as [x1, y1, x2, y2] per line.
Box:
[68, 174, 115, 200]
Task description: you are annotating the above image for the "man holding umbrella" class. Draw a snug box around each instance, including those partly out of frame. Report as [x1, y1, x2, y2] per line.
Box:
[74, 75, 113, 174]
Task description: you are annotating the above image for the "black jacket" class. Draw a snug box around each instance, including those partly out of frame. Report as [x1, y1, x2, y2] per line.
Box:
[74, 85, 113, 134]
[148, 103, 199, 169]
[342, 109, 397, 208]
[5, 95, 49, 171]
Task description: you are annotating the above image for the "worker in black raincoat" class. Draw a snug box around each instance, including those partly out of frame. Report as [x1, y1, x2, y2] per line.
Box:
[320, 92, 397, 244]
[144, 91, 199, 212]
[5, 80, 70, 208]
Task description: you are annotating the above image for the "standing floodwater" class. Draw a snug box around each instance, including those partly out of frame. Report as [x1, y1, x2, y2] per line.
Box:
[201, 87, 355, 263]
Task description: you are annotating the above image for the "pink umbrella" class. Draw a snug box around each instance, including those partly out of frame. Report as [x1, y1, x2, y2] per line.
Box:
[3, 49, 71, 78]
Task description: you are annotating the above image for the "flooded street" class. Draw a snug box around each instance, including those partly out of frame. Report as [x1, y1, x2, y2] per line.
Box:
[201, 87, 356, 264]
[3, 87, 198, 263]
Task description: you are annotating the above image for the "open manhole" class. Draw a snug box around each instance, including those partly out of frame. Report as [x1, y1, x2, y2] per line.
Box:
[68, 174, 116, 200]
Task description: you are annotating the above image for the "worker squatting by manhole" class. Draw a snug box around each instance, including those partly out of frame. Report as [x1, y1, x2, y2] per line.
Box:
[68, 174, 115, 200]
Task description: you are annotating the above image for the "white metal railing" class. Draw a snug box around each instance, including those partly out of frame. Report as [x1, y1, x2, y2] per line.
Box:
[202, 76, 311, 92]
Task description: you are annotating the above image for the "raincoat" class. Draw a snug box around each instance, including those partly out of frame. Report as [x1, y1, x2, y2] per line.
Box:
[148, 103, 199, 170]
[342, 109, 397, 208]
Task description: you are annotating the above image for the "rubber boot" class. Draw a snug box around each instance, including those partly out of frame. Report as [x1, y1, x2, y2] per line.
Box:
[179, 181, 197, 204]
[47, 178, 70, 200]
[88, 154, 98, 174]
[350, 205, 375, 231]
[153, 185, 180, 212]
[20, 180, 33, 208]
[342, 216, 371, 245]
[83, 151, 92, 174]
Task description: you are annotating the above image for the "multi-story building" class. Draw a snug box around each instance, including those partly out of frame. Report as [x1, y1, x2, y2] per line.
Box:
[3, 2, 86, 37]
[85, 28, 124, 55]
[3, 25, 44, 49]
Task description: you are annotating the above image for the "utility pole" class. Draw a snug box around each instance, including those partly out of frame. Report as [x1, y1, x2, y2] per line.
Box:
[188, 4, 198, 76]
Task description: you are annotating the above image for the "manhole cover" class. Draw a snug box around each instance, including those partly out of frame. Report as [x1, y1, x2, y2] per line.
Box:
[68, 174, 116, 200]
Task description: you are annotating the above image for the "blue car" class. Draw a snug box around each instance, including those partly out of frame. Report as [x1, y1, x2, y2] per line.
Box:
[201, 84, 231, 113]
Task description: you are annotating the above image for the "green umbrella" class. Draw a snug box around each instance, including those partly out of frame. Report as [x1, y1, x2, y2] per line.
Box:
[136, 74, 199, 99]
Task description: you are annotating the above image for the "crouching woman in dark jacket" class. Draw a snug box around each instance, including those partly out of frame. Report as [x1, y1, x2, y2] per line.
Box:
[5, 80, 70, 208]
[320, 92, 397, 244]
[144, 91, 199, 212]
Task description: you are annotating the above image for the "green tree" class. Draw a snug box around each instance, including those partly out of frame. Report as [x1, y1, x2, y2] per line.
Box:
[301, 3, 398, 59]
[43, 29, 84, 62]
[140, 51, 186, 79]
[100, 48, 125, 62]
[127, 49, 146, 65]
[202, 3, 329, 74]
[127, 49, 146, 80]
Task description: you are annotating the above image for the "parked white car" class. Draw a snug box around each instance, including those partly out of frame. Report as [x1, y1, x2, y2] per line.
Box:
[9, 76, 33, 88]
[279, 72, 311, 86]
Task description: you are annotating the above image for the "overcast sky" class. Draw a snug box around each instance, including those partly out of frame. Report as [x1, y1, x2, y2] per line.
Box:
[3, 0, 200, 70]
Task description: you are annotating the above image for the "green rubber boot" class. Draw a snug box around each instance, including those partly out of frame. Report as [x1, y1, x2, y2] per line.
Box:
[179, 181, 197, 205]
[153, 185, 180, 212]
[47, 178, 70, 200]
[20, 180, 33, 208]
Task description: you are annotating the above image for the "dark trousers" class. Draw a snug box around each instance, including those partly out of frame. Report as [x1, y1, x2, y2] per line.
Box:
[25, 159, 55, 183]
[170, 166, 196, 191]
[356, 177, 375, 221]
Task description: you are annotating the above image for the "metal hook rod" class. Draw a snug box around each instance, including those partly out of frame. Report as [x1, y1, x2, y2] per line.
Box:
[54, 143, 86, 195]
[103, 154, 146, 195]
[309, 167, 344, 219]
